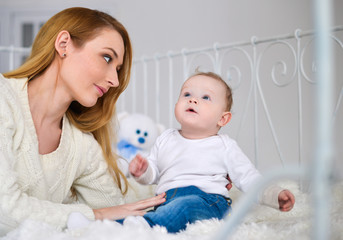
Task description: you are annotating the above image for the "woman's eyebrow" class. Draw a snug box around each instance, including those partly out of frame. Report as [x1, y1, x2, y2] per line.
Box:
[105, 47, 118, 58]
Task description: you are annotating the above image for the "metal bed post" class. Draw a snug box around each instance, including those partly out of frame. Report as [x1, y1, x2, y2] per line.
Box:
[167, 51, 175, 128]
[213, 0, 335, 239]
[212, 166, 306, 240]
[154, 54, 161, 124]
[312, 0, 334, 239]
[142, 57, 149, 116]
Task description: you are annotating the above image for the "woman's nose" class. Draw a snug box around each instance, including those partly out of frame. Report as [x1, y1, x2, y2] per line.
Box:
[107, 71, 119, 88]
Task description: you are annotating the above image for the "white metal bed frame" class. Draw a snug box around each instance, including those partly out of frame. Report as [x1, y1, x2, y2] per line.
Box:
[0, 1, 341, 238]
[126, 24, 341, 240]
[214, 1, 337, 239]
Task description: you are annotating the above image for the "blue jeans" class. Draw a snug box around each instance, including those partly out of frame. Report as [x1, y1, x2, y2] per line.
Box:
[143, 186, 232, 233]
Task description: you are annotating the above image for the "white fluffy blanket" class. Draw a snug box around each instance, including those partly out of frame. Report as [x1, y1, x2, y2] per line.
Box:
[2, 180, 342, 240]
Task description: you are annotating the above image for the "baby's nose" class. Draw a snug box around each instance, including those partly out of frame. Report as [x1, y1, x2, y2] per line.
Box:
[189, 99, 198, 104]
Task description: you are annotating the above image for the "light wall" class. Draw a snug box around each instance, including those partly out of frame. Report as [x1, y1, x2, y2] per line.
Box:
[0, 0, 342, 175]
[2, 0, 339, 57]
[1, 0, 342, 57]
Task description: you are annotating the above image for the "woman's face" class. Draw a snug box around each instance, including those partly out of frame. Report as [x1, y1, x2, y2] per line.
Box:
[60, 28, 125, 107]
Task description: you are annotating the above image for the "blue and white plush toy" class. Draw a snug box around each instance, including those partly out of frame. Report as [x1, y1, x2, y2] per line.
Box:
[116, 112, 164, 176]
[68, 113, 164, 229]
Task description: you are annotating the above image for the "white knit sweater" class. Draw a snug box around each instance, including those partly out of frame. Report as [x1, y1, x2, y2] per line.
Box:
[0, 74, 124, 236]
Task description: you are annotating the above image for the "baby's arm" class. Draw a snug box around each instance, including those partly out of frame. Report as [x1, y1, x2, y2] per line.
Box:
[224, 137, 295, 211]
[129, 154, 149, 178]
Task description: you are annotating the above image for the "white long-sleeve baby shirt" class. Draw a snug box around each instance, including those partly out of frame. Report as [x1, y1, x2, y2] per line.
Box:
[135, 129, 283, 208]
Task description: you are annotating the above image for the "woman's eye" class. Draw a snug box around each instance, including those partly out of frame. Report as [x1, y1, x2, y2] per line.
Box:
[202, 95, 210, 100]
[104, 55, 112, 63]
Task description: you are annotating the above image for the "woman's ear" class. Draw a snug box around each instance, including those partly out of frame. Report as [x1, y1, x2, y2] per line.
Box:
[218, 111, 232, 127]
[55, 30, 71, 58]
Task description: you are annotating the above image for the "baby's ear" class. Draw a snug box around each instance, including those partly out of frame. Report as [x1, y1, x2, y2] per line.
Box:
[218, 112, 232, 127]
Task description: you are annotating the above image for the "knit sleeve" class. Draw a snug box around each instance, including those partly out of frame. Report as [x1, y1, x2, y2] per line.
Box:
[71, 134, 125, 209]
[0, 80, 94, 233]
[0, 151, 94, 233]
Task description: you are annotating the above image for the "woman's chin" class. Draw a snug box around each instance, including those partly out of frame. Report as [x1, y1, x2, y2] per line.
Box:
[78, 98, 98, 108]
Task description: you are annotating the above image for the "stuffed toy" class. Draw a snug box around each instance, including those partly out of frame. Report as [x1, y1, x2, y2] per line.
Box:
[115, 112, 164, 176]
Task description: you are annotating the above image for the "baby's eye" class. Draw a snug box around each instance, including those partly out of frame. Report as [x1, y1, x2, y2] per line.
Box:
[104, 55, 112, 63]
[202, 95, 210, 100]
[183, 92, 191, 97]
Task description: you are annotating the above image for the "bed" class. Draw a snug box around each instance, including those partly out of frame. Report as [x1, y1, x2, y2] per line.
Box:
[2, 181, 342, 240]
[1, 10, 342, 240]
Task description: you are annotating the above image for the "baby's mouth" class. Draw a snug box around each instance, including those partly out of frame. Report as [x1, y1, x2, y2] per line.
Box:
[186, 108, 197, 113]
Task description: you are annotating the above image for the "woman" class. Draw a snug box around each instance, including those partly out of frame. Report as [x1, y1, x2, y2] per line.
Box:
[0, 7, 165, 236]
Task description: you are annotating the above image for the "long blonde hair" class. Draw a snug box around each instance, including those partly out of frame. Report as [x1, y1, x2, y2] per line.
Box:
[4, 7, 131, 194]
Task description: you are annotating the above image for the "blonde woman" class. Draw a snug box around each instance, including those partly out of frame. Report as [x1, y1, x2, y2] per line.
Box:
[0, 7, 165, 236]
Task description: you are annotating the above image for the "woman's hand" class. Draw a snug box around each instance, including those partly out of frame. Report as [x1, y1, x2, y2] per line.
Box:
[93, 193, 166, 220]
[278, 189, 295, 212]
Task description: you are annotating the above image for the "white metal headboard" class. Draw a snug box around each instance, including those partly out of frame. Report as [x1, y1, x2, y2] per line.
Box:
[117, 26, 343, 173]
[1, 27, 342, 173]
[1, 26, 342, 172]
[0, 23, 342, 240]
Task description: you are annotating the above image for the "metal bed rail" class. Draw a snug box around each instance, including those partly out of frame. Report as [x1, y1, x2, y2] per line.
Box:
[213, 0, 335, 239]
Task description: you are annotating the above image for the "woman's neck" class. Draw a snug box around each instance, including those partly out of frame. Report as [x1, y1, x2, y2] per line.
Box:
[27, 63, 73, 154]
[27, 63, 71, 130]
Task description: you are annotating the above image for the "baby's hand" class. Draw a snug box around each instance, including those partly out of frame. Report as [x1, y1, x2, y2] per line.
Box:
[278, 189, 295, 212]
[225, 174, 233, 191]
[129, 154, 149, 178]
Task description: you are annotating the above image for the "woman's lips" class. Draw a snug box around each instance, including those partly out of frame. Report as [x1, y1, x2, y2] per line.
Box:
[95, 85, 107, 96]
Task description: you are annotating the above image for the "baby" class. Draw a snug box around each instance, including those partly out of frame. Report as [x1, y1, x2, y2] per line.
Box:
[128, 71, 295, 233]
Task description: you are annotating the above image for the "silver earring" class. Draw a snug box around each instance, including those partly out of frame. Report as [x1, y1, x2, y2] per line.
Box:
[62, 53, 66, 57]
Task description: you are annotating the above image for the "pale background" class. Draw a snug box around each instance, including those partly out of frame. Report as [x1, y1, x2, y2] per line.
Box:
[1, 0, 342, 57]
[0, 0, 342, 175]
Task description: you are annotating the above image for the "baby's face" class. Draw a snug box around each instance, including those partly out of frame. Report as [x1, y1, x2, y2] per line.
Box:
[175, 75, 228, 135]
